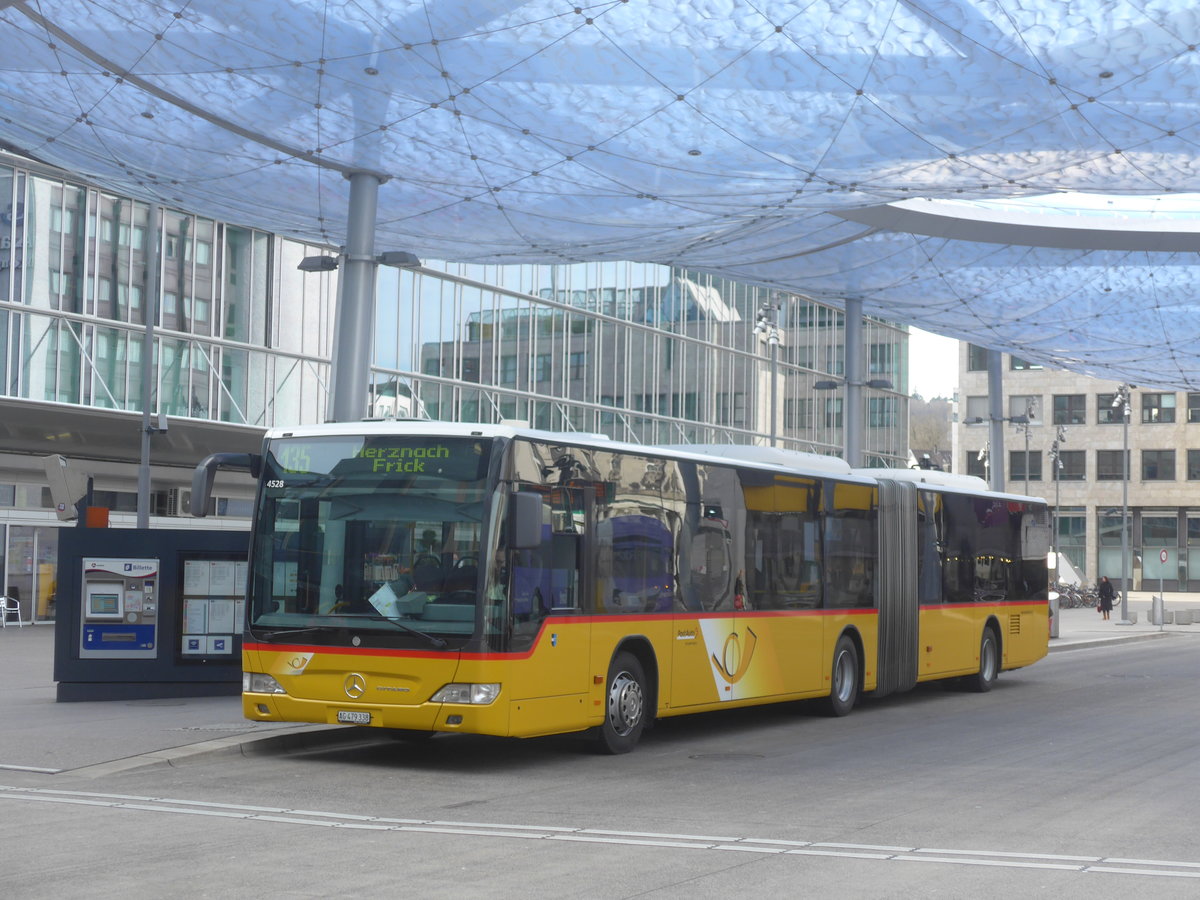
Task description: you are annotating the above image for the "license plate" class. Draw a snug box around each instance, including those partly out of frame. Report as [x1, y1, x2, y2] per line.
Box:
[337, 710, 371, 725]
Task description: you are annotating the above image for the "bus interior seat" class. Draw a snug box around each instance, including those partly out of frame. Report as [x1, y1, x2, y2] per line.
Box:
[411, 558, 444, 594]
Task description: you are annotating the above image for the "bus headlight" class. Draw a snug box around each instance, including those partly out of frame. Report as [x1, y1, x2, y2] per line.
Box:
[430, 683, 501, 705]
[243, 672, 288, 694]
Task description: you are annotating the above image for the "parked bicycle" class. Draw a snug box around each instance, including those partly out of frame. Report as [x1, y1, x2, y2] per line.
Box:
[1054, 582, 1099, 608]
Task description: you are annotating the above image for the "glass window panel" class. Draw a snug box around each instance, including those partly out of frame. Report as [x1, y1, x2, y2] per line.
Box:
[1056, 449, 1086, 481]
[1142, 516, 1177, 546]
[1097, 393, 1121, 424]
[1096, 449, 1129, 480]
[1009, 395, 1039, 422]
[1142, 449, 1175, 480]
[1189, 393, 1200, 424]
[1188, 450, 1200, 480]
[1052, 394, 1086, 425]
[1142, 393, 1176, 423]
[1010, 450, 1041, 482]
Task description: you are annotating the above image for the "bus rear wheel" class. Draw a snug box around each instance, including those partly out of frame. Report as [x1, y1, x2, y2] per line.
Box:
[822, 635, 859, 717]
[968, 628, 999, 693]
[597, 651, 647, 754]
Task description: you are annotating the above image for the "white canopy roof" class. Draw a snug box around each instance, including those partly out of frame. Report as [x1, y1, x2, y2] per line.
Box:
[4, 1, 1200, 386]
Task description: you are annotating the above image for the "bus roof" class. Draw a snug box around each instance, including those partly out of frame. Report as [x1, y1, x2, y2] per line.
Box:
[855, 466, 1045, 504]
[264, 421, 1041, 502]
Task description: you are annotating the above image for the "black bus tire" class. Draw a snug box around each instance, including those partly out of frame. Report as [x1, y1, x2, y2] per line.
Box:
[968, 627, 999, 693]
[596, 651, 647, 754]
[823, 635, 859, 717]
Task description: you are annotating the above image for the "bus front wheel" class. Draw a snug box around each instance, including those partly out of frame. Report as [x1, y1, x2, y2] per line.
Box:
[597, 651, 647, 754]
[968, 628, 999, 693]
[822, 635, 859, 717]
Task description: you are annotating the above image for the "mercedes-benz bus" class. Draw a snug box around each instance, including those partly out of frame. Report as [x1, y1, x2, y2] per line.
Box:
[192, 422, 1050, 753]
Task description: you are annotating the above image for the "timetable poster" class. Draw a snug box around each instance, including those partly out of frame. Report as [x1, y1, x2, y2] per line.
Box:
[180, 557, 248, 657]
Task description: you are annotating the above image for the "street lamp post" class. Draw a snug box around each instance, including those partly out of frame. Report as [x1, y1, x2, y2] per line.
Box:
[1023, 415, 1031, 496]
[1049, 425, 1067, 578]
[136, 205, 162, 529]
[1114, 383, 1133, 624]
[754, 302, 782, 446]
[1015, 397, 1038, 495]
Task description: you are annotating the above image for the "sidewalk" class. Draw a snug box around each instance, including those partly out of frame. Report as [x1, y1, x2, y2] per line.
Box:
[0, 624, 344, 777]
[1050, 590, 1200, 651]
[1, 594, 1197, 776]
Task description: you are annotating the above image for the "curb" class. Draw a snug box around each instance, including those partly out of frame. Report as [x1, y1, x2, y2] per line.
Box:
[1048, 631, 1171, 653]
[61, 724, 366, 779]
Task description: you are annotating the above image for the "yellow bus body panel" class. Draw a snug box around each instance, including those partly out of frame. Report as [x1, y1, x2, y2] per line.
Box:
[666, 611, 876, 713]
[917, 602, 1049, 681]
[242, 603, 1044, 739]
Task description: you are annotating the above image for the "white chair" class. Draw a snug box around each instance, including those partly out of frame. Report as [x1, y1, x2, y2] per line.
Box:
[1, 595, 22, 628]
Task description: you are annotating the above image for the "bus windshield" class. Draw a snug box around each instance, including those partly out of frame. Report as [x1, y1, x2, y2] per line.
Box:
[249, 435, 494, 642]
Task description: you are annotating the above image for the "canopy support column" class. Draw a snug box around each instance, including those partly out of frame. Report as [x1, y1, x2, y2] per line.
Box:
[327, 171, 382, 423]
[845, 297, 864, 468]
[988, 350, 1006, 492]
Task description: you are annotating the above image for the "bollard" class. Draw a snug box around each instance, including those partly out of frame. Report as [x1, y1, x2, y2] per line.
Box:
[1177, 609, 1194, 626]
[1151, 595, 1164, 626]
[1048, 592, 1060, 639]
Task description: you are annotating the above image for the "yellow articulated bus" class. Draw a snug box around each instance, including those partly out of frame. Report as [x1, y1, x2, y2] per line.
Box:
[192, 422, 1051, 753]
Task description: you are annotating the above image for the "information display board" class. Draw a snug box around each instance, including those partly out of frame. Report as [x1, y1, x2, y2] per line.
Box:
[179, 557, 248, 658]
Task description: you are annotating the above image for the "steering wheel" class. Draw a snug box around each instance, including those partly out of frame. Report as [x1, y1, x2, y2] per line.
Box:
[452, 555, 478, 569]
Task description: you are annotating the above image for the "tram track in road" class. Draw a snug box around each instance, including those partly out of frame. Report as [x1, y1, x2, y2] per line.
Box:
[2, 783, 1199, 882]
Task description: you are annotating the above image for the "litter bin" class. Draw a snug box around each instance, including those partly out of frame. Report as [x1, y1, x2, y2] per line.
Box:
[1048, 591, 1060, 639]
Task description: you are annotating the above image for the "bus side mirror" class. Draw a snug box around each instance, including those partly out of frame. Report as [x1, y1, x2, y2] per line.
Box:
[510, 490, 543, 549]
[191, 452, 262, 517]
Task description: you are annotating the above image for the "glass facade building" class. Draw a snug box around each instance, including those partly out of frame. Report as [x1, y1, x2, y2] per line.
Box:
[374, 262, 908, 459]
[0, 151, 910, 622]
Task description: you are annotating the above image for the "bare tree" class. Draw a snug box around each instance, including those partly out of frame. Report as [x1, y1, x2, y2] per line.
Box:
[909, 395, 952, 460]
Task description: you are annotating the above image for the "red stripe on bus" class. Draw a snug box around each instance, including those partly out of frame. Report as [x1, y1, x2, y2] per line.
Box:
[245, 605, 888, 662]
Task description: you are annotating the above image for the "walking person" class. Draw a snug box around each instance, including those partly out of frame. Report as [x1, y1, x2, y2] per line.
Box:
[1097, 575, 1115, 621]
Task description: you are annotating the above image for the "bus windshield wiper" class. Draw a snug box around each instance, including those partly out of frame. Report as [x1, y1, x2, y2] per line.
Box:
[354, 614, 448, 649]
[254, 627, 328, 642]
[253, 619, 447, 649]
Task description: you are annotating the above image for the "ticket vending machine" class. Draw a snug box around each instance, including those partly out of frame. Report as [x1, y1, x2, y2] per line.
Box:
[80, 558, 159, 659]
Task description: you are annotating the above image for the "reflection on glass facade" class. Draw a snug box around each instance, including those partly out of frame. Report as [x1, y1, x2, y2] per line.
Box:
[3, 154, 908, 459]
[374, 262, 908, 463]
[0, 152, 910, 621]
[0, 156, 334, 428]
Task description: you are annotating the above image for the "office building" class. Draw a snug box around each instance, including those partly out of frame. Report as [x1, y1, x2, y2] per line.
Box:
[955, 344, 1196, 591]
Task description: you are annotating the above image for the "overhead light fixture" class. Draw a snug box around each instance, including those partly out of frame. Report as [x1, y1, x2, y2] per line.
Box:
[298, 250, 421, 271]
[297, 255, 339, 272]
[377, 250, 422, 268]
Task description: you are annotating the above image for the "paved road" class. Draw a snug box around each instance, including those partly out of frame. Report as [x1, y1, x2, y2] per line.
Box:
[2, 612, 1200, 897]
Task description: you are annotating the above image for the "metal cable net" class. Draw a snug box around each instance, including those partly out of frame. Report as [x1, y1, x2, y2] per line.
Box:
[4, 1, 1200, 385]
